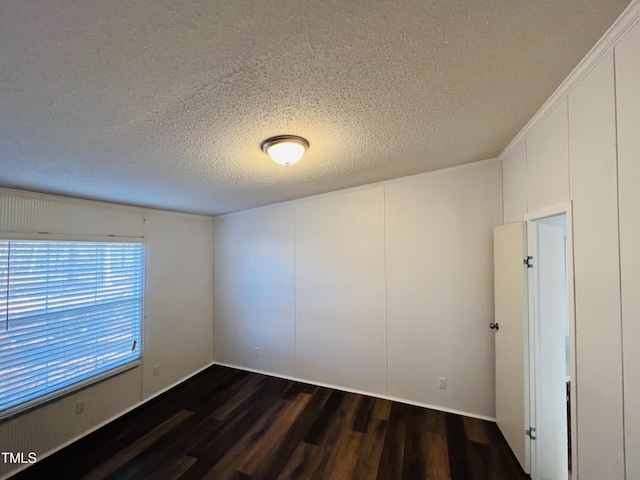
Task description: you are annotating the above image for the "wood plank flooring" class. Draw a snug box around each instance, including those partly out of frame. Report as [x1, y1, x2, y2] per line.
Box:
[11, 365, 529, 480]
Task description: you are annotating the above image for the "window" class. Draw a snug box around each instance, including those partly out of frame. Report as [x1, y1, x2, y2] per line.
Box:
[0, 240, 144, 417]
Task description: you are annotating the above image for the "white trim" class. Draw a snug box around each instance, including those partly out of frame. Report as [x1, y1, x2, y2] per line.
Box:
[0, 361, 216, 480]
[500, 0, 640, 160]
[214, 362, 496, 422]
[524, 201, 572, 222]
[212, 157, 501, 221]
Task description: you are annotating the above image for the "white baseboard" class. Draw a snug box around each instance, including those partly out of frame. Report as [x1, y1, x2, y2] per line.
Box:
[214, 361, 496, 422]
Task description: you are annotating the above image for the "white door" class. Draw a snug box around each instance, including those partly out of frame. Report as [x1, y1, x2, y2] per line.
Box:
[493, 222, 529, 472]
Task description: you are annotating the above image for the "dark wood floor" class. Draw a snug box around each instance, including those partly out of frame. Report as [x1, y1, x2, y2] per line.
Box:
[12, 365, 528, 480]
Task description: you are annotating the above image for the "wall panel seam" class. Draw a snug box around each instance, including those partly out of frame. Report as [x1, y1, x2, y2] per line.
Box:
[294, 205, 298, 379]
[383, 186, 389, 396]
[612, 46, 628, 480]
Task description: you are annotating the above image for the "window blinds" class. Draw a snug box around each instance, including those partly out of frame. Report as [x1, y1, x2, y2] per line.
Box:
[0, 240, 143, 415]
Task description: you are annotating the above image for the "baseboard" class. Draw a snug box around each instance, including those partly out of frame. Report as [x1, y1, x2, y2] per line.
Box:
[214, 361, 496, 422]
[1, 361, 216, 480]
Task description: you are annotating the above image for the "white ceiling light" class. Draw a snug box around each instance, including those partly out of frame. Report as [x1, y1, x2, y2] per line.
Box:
[261, 135, 309, 166]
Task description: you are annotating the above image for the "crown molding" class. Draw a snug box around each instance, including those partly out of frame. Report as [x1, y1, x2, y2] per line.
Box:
[500, 0, 640, 160]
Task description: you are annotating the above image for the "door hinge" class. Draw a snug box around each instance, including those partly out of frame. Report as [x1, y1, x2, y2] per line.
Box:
[526, 427, 536, 440]
[523, 256, 533, 268]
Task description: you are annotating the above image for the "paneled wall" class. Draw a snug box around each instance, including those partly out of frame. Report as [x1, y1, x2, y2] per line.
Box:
[615, 18, 640, 480]
[142, 212, 215, 398]
[213, 159, 502, 419]
[502, 140, 527, 224]
[295, 188, 386, 394]
[213, 204, 296, 376]
[500, 14, 640, 479]
[0, 189, 214, 479]
[526, 98, 569, 213]
[568, 52, 624, 479]
[502, 99, 570, 224]
[385, 163, 500, 416]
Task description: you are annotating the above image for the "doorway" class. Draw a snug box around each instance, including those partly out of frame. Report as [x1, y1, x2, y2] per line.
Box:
[527, 210, 576, 480]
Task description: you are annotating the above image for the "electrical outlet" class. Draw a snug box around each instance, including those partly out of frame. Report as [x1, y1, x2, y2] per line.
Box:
[438, 377, 447, 390]
[153, 364, 160, 377]
[76, 400, 86, 415]
[254, 347, 259, 357]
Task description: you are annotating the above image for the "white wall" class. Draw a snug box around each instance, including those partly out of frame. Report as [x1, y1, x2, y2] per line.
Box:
[502, 140, 527, 224]
[502, 99, 570, 224]
[0, 189, 214, 479]
[295, 188, 386, 394]
[385, 162, 501, 416]
[615, 17, 640, 480]
[500, 7, 640, 478]
[213, 204, 295, 376]
[213, 159, 502, 419]
[526, 98, 569, 213]
[143, 212, 215, 398]
[568, 52, 624, 480]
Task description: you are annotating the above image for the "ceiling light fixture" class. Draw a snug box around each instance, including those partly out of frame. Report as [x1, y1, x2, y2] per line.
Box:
[260, 135, 309, 166]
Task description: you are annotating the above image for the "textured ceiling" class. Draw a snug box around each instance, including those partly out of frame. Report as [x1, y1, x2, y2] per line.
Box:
[0, 0, 631, 216]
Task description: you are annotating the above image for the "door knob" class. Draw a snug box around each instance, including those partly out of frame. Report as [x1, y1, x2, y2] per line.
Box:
[490, 322, 499, 330]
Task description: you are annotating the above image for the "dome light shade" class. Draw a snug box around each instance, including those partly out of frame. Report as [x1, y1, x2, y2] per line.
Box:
[261, 135, 309, 166]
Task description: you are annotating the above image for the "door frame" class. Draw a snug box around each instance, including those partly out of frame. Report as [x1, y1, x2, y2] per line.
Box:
[524, 201, 578, 479]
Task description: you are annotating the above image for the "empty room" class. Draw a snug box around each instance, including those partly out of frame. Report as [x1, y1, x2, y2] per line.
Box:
[1, 1, 638, 479]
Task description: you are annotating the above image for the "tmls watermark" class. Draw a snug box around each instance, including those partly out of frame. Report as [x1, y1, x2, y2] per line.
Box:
[1, 452, 37, 464]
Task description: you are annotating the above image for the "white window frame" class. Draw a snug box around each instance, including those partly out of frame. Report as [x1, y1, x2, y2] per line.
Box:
[0, 233, 145, 420]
